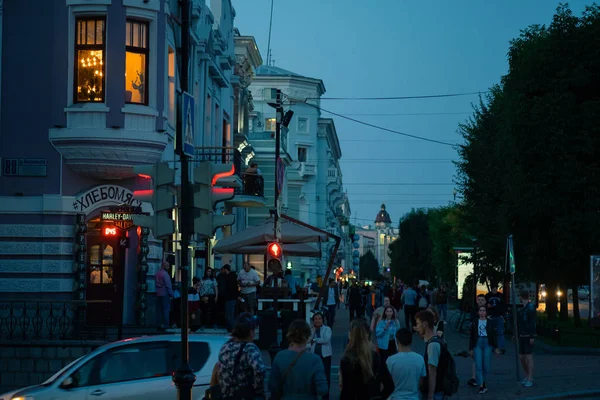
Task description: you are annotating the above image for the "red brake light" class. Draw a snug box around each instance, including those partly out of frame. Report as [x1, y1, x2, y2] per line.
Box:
[138, 174, 152, 179]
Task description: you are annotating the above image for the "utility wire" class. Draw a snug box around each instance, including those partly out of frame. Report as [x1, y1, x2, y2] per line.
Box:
[305, 91, 487, 101]
[300, 102, 456, 147]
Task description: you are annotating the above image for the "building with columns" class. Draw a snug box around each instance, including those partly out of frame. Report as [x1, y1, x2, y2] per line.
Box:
[245, 66, 351, 282]
[0, 0, 263, 331]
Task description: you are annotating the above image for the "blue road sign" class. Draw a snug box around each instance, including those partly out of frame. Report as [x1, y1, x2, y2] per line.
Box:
[182, 92, 195, 157]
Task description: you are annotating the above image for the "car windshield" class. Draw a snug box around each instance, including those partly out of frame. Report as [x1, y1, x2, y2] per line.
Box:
[40, 356, 84, 385]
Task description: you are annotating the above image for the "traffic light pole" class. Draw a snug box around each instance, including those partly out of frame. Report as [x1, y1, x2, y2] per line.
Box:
[173, 0, 195, 399]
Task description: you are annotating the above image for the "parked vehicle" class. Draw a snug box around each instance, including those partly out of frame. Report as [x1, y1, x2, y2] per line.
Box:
[0, 334, 228, 400]
[539, 284, 563, 303]
[568, 286, 590, 300]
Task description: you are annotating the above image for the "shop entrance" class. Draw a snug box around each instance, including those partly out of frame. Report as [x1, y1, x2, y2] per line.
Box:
[85, 224, 126, 326]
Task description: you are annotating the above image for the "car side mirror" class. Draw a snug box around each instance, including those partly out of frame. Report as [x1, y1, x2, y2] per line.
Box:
[60, 376, 75, 389]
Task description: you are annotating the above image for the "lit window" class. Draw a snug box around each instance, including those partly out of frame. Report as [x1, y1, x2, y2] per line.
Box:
[75, 18, 105, 103]
[298, 147, 307, 162]
[265, 118, 276, 132]
[125, 20, 149, 104]
[167, 46, 176, 125]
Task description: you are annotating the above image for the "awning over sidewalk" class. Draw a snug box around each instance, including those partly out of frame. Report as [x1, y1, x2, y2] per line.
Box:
[212, 218, 329, 255]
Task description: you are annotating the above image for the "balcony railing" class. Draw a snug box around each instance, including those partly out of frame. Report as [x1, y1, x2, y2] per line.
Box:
[193, 146, 243, 178]
[0, 299, 112, 341]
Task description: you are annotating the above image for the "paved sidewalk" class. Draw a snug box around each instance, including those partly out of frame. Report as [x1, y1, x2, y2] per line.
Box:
[263, 307, 600, 399]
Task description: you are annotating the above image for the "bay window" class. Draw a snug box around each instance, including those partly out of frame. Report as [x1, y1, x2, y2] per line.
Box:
[125, 20, 149, 104]
[75, 17, 105, 103]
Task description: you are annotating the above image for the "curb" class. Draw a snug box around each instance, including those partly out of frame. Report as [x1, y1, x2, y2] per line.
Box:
[536, 339, 600, 355]
[520, 389, 600, 399]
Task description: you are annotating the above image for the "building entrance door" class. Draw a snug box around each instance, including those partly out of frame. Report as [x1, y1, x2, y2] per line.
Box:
[85, 227, 126, 326]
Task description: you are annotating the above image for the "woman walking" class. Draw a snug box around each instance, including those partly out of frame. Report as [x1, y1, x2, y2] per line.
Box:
[199, 268, 218, 329]
[469, 305, 500, 394]
[210, 313, 266, 399]
[309, 312, 333, 399]
[340, 318, 381, 400]
[269, 319, 328, 399]
[376, 306, 400, 398]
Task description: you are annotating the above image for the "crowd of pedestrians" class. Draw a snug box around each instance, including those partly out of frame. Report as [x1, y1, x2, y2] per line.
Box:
[156, 260, 539, 400]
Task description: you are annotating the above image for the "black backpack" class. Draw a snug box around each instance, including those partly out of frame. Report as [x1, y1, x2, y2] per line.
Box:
[424, 336, 459, 396]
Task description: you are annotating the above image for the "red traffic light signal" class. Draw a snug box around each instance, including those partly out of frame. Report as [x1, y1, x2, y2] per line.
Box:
[267, 242, 282, 258]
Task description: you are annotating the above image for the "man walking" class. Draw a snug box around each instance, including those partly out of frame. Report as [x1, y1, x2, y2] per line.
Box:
[155, 261, 173, 330]
[486, 284, 506, 352]
[347, 280, 363, 320]
[415, 310, 448, 400]
[401, 281, 419, 331]
[517, 291, 537, 387]
[238, 262, 260, 315]
[220, 264, 238, 332]
[322, 278, 340, 327]
[386, 328, 426, 400]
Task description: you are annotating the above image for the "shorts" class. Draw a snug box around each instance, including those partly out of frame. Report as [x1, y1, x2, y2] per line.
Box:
[519, 337, 534, 355]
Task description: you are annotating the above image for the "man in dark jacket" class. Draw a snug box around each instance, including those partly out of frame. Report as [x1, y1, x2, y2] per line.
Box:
[347, 280, 363, 320]
[322, 278, 340, 327]
[517, 291, 536, 387]
[220, 264, 238, 332]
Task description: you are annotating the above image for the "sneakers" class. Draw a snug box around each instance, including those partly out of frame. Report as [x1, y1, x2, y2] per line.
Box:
[467, 378, 478, 387]
[520, 378, 529, 385]
[523, 380, 533, 388]
[478, 384, 488, 394]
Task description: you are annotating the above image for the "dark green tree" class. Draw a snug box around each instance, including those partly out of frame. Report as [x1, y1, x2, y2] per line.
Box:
[456, 4, 600, 324]
[389, 209, 433, 282]
[359, 251, 383, 281]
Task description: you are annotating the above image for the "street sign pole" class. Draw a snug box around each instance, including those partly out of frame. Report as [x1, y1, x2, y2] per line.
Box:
[173, 1, 195, 399]
[508, 234, 521, 383]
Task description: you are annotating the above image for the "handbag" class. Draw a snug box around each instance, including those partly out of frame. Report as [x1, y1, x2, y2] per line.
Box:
[270, 350, 306, 400]
[204, 343, 248, 400]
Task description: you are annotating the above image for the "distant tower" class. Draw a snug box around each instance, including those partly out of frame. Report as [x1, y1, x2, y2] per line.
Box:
[374, 203, 394, 275]
[375, 203, 392, 229]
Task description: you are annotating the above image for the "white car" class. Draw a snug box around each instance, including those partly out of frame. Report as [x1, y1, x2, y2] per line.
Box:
[0, 334, 229, 400]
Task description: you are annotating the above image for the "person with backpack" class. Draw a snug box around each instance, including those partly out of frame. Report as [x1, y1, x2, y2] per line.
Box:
[415, 310, 459, 400]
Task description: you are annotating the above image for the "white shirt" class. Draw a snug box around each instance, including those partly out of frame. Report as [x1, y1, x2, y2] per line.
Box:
[478, 319, 488, 337]
[238, 268, 260, 294]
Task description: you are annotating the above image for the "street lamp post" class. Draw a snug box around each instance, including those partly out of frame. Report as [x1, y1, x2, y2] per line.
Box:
[471, 237, 478, 304]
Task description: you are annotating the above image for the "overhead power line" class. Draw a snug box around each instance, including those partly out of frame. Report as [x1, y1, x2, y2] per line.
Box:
[305, 91, 488, 101]
[301, 102, 457, 147]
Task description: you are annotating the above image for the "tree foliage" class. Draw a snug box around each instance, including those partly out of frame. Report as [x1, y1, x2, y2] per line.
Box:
[456, 4, 600, 321]
[359, 250, 383, 281]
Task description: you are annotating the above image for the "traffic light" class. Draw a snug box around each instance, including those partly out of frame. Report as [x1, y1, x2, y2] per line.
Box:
[192, 161, 236, 237]
[267, 242, 283, 273]
[132, 162, 176, 238]
[286, 261, 293, 270]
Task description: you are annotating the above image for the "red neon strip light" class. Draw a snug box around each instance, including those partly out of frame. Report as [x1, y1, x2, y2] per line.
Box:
[213, 188, 234, 195]
[138, 174, 152, 179]
[133, 190, 154, 196]
[212, 165, 236, 186]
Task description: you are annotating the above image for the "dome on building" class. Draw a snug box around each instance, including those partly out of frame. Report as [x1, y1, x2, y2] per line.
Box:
[255, 65, 305, 78]
[375, 203, 392, 228]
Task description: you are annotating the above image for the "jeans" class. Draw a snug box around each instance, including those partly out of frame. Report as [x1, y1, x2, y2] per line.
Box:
[225, 300, 237, 331]
[474, 337, 492, 386]
[490, 316, 505, 349]
[156, 295, 170, 328]
[327, 304, 336, 327]
[438, 303, 448, 321]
